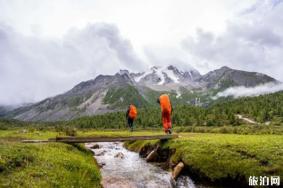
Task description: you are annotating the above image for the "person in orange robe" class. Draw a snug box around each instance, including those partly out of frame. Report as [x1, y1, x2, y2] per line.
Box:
[157, 94, 173, 134]
[126, 104, 137, 132]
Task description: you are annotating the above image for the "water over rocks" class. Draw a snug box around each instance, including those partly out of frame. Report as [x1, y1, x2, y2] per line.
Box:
[86, 142, 198, 188]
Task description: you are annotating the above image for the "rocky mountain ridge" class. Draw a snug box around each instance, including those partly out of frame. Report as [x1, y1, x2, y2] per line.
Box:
[4, 65, 278, 121]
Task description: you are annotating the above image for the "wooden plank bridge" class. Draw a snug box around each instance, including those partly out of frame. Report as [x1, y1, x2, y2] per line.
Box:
[22, 134, 178, 143]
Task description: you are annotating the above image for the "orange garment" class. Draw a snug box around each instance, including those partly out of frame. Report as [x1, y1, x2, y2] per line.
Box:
[162, 110, 171, 131]
[128, 104, 137, 119]
[159, 94, 172, 113]
[159, 94, 172, 132]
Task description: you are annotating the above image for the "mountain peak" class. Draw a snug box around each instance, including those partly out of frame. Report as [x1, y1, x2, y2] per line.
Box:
[130, 64, 201, 85]
[167, 65, 181, 73]
[7, 64, 279, 121]
[119, 69, 130, 75]
[219, 66, 232, 70]
[167, 65, 178, 69]
[201, 66, 277, 89]
[150, 66, 161, 71]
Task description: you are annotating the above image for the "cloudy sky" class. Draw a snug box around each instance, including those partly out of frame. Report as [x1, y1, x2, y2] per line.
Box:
[0, 0, 283, 105]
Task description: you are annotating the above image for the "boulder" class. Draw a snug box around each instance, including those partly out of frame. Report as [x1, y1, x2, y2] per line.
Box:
[114, 152, 125, 159]
[90, 144, 100, 149]
[98, 162, 106, 168]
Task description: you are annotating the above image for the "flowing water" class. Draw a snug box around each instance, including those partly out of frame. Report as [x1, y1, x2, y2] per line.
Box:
[86, 142, 198, 188]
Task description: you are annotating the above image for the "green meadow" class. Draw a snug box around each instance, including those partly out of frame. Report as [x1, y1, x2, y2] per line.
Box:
[0, 129, 282, 187]
[126, 133, 283, 186]
[0, 130, 162, 187]
[0, 141, 101, 188]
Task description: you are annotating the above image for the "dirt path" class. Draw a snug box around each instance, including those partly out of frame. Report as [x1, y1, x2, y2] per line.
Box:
[236, 114, 258, 124]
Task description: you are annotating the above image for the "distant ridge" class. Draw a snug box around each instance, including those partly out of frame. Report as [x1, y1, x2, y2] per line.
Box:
[5, 65, 278, 121]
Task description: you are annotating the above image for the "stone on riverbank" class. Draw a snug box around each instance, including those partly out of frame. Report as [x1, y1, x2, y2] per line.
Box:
[91, 144, 100, 149]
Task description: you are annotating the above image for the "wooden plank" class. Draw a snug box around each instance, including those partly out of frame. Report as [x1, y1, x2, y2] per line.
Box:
[50, 134, 178, 143]
[21, 135, 179, 143]
[22, 140, 50, 143]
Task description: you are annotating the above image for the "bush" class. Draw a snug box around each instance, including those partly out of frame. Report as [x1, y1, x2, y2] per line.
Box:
[65, 127, 77, 136]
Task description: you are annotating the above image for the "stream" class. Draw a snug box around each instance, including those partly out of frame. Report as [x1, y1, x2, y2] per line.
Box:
[86, 142, 198, 188]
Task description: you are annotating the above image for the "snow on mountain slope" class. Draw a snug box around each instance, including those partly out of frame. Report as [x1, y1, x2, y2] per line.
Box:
[134, 73, 145, 82]
[6, 64, 280, 122]
[131, 65, 201, 86]
[163, 68, 180, 83]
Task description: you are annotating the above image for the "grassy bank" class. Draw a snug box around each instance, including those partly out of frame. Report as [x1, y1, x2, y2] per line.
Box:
[0, 129, 164, 187]
[174, 125, 283, 135]
[0, 141, 101, 187]
[125, 133, 283, 186]
[1, 129, 282, 187]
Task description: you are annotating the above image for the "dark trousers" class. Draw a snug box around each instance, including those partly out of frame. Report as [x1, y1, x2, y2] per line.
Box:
[127, 117, 134, 129]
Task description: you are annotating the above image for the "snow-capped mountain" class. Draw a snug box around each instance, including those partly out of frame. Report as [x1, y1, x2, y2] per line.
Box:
[131, 65, 201, 84]
[6, 65, 278, 121]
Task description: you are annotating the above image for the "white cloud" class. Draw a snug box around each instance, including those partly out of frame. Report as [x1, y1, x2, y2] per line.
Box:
[0, 0, 283, 105]
[182, 0, 283, 81]
[0, 0, 255, 53]
[215, 82, 283, 99]
[0, 23, 143, 105]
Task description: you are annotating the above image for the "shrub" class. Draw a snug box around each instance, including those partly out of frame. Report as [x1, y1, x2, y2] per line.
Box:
[65, 127, 77, 136]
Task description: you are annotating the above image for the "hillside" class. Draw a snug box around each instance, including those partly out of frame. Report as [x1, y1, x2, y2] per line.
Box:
[0, 106, 16, 117]
[212, 91, 283, 124]
[5, 65, 279, 121]
[54, 91, 283, 129]
[198, 66, 276, 89]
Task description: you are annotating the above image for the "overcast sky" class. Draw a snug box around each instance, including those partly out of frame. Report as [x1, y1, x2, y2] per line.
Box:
[0, 0, 283, 105]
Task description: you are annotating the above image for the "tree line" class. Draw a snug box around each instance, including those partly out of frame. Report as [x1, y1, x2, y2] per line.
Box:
[1, 91, 283, 130]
